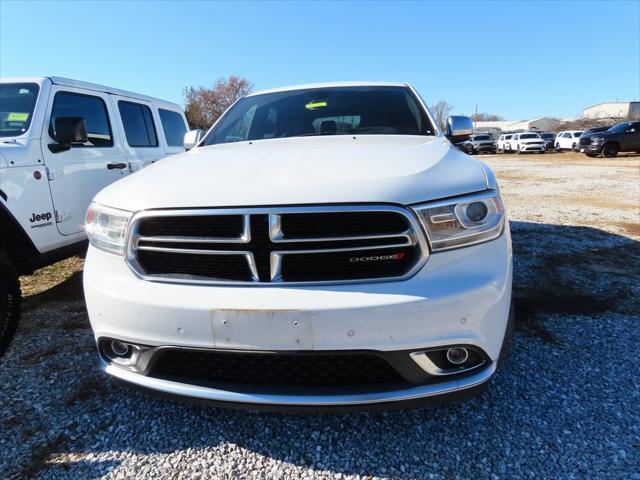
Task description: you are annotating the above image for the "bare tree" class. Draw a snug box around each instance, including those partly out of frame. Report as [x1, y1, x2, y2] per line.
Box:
[183, 76, 254, 130]
[471, 112, 505, 122]
[429, 100, 454, 131]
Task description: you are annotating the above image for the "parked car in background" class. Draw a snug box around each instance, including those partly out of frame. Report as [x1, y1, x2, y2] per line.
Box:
[497, 133, 514, 153]
[83, 82, 513, 410]
[511, 132, 545, 153]
[555, 130, 583, 151]
[539, 133, 556, 151]
[0, 76, 188, 356]
[579, 121, 640, 157]
[458, 134, 496, 155]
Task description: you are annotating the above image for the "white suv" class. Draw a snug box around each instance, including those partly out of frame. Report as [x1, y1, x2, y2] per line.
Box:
[555, 130, 584, 151]
[0, 77, 188, 355]
[84, 82, 513, 410]
[511, 132, 546, 154]
[497, 133, 514, 153]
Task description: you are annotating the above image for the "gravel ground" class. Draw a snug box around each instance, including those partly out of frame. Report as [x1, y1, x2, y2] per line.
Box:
[1, 153, 639, 479]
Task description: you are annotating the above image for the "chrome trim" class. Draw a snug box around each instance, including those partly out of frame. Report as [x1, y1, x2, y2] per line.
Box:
[410, 350, 486, 377]
[101, 357, 496, 407]
[125, 204, 429, 287]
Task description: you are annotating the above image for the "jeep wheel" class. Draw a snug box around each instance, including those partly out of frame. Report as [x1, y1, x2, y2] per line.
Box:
[0, 252, 21, 357]
[572, 143, 578, 152]
[602, 143, 619, 158]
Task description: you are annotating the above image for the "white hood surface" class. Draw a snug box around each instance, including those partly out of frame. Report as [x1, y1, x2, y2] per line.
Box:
[94, 135, 489, 210]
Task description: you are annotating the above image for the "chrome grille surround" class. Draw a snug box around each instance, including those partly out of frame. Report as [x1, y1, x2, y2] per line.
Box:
[125, 205, 429, 286]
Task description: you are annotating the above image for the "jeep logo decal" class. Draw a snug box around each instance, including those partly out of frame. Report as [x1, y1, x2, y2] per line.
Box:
[30, 212, 53, 223]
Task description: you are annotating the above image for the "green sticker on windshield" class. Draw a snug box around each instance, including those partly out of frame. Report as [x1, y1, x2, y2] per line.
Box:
[305, 101, 327, 110]
[7, 112, 29, 121]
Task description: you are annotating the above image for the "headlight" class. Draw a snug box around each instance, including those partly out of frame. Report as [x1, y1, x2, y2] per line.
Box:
[85, 203, 133, 255]
[591, 137, 604, 144]
[412, 191, 505, 251]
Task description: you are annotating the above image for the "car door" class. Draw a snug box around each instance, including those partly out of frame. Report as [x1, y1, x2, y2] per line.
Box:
[622, 122, 640, 150]
[113, 96, 162, 168]
[40, 87, 129, 236]
[561, 132, 571, 149]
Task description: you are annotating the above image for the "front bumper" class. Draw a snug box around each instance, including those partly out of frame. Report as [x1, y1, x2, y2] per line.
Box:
[84, 227, 512, 408]
[580, 143, 601, 153]
[520, 144, 545, 152]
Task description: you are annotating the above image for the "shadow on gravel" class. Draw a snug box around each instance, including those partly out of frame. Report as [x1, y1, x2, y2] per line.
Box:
[22, 271, 85, 312]
[2, 221, 639, 479]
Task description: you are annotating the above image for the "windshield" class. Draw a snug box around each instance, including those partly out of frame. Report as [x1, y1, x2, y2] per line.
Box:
[202, 86, 435, 146]
[0, 83, 40, 137]
[474, 135, 491, 140]
[606, 122, 632, 133]
[541, 134, 554, 139]
[520, 133, 539, 139]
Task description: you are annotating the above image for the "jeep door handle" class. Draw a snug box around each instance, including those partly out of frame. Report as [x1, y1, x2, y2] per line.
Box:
[107, 162, 127, 170]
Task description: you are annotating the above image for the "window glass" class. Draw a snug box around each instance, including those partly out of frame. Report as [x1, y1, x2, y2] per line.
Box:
[203, 86, 435, 146]
[0, 83, 39, 137]
[520, 133, 539, 139]
[49, 91, 112, 147]
[159, 109, 187, 146]
[563, 133, 571, 138]
[573, 132, 583, 137]
[118, 101, 158, 147]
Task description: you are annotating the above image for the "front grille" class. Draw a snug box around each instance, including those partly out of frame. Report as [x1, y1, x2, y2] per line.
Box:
[127, 206, 426, 284]
[149, 349, 405, 386]
[579, 137, 591, 146]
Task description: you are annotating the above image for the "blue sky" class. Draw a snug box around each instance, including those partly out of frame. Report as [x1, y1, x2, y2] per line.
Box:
[1, 1, 638, 120]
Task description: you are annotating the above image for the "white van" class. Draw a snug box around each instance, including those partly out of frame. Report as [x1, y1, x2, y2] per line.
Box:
[0, 76, 188, 355]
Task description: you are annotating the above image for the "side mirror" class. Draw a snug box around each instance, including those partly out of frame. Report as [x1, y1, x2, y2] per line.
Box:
[445, 116, 474, 144]
[183, 129, 203, 150]
[49, 116, 88, 153]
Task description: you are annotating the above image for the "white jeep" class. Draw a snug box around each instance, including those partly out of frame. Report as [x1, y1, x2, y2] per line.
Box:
[83, 82, 514, 410]
[0, 77, 188, 355]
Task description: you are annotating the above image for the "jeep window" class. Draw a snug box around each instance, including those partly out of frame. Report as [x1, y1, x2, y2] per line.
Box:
[520, 133, 539, 139]
[0, 83, 39, 137]
[118, 101, 158, 147]
[202, 86, 435, 146]
[49, 92, 113, 147]
[573, 132, 583, 137]
[159, 109, 187, 146]
[607, 122, 639, 133]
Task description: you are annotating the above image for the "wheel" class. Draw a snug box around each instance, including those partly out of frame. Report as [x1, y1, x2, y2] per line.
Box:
[555, 143, 561, 151]
[0, 251, 21, 357]
[602, 143, 619, 158]
[572, 143, 579, 152]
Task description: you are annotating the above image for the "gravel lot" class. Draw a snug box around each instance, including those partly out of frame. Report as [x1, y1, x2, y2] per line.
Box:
[1, 152, 639, 479]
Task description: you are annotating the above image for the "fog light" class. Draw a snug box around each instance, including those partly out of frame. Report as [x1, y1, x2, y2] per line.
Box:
[446, 347, 469, 365]
[110, 341, 130, 357]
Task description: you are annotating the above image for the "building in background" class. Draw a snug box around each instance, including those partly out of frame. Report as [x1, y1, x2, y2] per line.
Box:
[583, 101, 640, 119]
[475, 117, 561, 137]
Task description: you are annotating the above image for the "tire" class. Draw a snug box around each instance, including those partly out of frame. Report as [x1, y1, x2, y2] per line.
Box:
[0, 251, 21, 357]
[602, 143, 619, 158]
[572, 143, 579, 152]
[555, 143, 561, 151]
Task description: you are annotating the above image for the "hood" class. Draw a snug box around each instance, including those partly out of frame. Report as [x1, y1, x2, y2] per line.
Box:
[94, 135, 489, 211]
